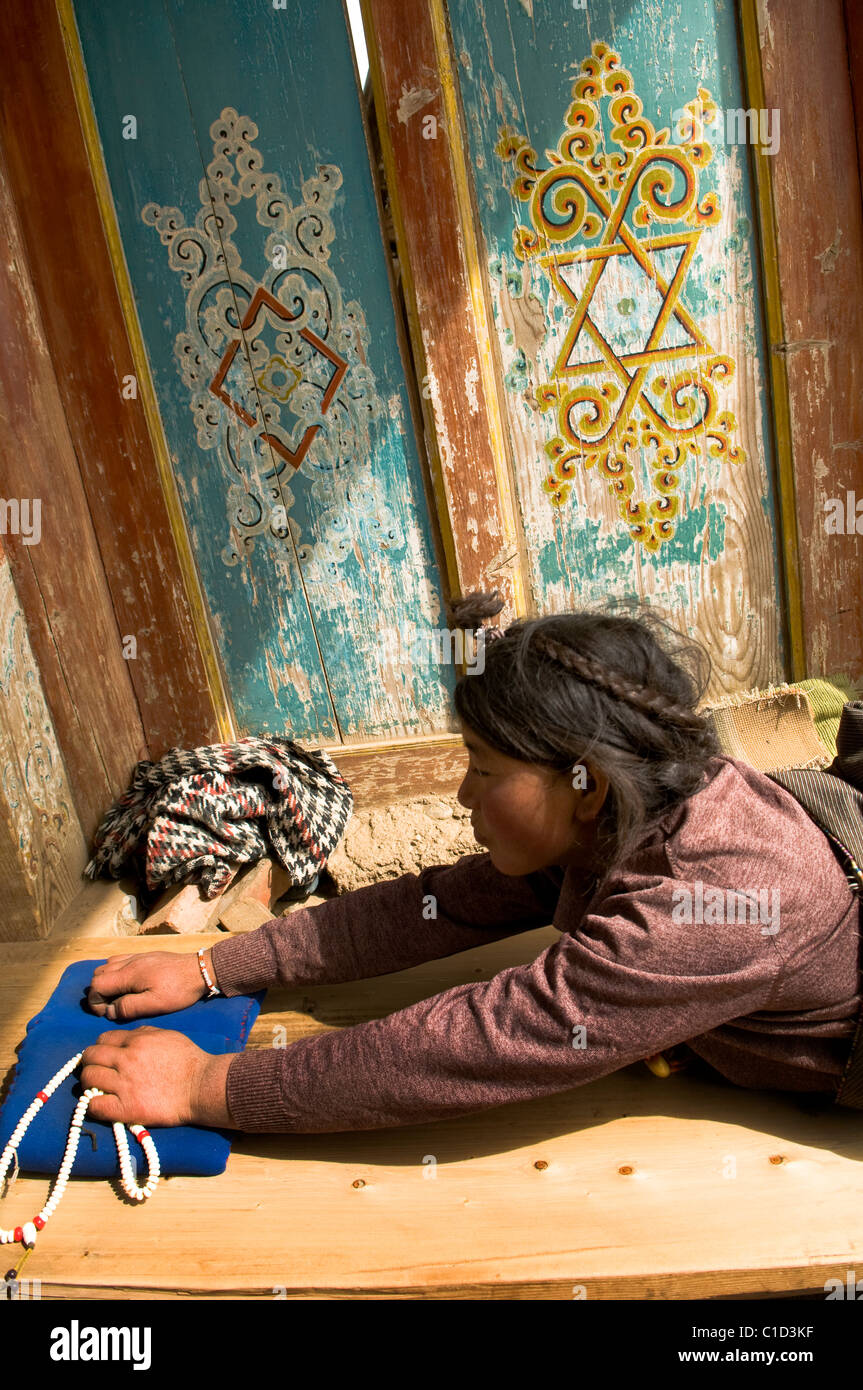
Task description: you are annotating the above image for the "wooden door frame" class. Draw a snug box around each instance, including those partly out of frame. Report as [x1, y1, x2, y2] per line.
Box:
[846, 0, 863, 194]
[0, 0, 225, 839]
[742, 0, 863, 683]
[362, 0, 532, 630]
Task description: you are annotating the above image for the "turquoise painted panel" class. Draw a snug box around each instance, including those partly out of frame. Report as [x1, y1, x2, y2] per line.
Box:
[72, 0, 454, 740]
[447, 0, 784, 689]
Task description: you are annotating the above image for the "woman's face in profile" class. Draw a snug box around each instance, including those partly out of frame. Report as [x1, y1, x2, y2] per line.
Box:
[455, 720, 607, 875]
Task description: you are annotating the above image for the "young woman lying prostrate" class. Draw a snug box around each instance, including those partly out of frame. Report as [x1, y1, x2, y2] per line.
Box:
[81, 594, 860, 1132]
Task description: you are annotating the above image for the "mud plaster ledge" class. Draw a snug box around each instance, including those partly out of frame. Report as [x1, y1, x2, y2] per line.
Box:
[309, 794, 481, 899]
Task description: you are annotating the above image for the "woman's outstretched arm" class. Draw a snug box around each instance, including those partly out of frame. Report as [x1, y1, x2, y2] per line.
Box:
[208, 852, 566, 994]
[210, 873, 784, 1133]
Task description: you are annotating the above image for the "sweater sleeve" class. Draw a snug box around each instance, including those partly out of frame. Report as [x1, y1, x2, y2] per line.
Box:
[208, 852, 562, 995]
[221, 873, 784, 1132]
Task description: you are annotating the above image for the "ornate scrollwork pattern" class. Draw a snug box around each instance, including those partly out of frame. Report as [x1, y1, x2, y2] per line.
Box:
[142, 107, 387, 568]
[495, 42, 745, 552]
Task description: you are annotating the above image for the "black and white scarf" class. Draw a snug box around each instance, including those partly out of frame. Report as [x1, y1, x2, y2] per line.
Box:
[84, 735, 353, 899]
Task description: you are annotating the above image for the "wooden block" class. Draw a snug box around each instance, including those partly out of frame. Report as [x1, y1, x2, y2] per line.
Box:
[139, 882, 223, 935]
[136, 858, 294, 935]
[270, 860, 295, 903]
[219, 899, 275, 934]
[206, 856, 293, 930]
[50, 878, 142, 940]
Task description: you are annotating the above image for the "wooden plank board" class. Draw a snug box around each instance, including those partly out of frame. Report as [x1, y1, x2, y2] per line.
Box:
[756, 0, 863, 680]
[2, 934, 862, 1297]
[443, 0, 785, 700]
[0, 0, 220, 764]
[319, 732, 467, 802]
[363, 0, 529, 619]
[0, 127, 146, 842]
[846, 0, 863, 197]
[69, 0, 455, 743]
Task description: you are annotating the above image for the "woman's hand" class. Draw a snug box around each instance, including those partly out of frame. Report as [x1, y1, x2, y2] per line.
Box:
[80, 1028, 234, 1128]
[87, 951, 211, 1022]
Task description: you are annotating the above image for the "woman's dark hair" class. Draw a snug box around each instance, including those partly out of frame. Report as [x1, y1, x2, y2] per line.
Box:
[449, 588, 720, 888]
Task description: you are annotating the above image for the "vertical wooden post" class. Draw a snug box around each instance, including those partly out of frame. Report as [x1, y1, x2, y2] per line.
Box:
[0, 0, 228, 773]
[362, 0, 530, 625]
[844, 0, 863, 196]
[0, 123, 145, 842]
[749, 0, 863, 679]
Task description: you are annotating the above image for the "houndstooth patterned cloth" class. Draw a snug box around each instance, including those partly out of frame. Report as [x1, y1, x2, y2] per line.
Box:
[84, 736, 353, 899]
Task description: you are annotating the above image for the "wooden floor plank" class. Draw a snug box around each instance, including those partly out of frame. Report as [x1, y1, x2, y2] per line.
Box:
[2, 935, 862, 1298]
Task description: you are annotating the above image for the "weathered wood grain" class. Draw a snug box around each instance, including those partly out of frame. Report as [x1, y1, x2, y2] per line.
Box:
[363, 0, 528, 622]
[0, 0, 221, 761]
[0, 128, 145, 843]
[847, 0, 863, 196]
[0, 544, 89, 939]
[319, 731, 467, 802]
[757, 0, 863, 679]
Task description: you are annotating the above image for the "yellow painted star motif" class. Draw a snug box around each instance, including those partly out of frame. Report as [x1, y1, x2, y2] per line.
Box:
[495, 40, 745, 552]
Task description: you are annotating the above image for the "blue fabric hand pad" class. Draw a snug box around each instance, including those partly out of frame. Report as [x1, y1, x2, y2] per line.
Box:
[0, 960, 265, 1177]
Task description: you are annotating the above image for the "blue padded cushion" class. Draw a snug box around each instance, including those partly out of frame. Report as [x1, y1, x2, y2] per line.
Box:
[0, 960, 265, 1177]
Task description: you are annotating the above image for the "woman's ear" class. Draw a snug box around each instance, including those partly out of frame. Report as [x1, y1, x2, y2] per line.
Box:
[572, 761, 609, 821]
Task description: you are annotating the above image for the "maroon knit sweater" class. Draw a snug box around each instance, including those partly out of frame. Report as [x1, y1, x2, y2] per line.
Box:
[209, 755, 861, 1132]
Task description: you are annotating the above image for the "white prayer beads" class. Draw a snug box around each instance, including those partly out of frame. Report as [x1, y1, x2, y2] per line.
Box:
[0, 1053, 159, 1249]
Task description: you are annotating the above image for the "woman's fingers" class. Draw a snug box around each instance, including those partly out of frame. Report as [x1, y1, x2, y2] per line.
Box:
[87, 960, 147, 1020]
[85, 952, 207, 1021]
[81, 1035, 131, 1070]
[83, 1091, 127, 1125]
[90, 956, 135, 984]
[78, 1062, 124, 1094]
[88, 963, 137, 999]
[86, 989, 121, 1019]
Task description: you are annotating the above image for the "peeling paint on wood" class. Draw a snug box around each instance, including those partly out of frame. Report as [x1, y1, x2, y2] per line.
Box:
[396, 85, 436, 123]
[447, 0, 787, 697]
[0, 3, 221, 762]
[757, 0, 863, 679]
[366, 0, 529, 622]
[0, 110, 149, 836]
[72, 0, 454, 742]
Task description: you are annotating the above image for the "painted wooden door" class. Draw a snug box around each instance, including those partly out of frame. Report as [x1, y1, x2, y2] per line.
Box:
[69, 0, 453, 744]
[426, 0, 785, 697]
